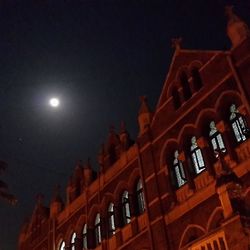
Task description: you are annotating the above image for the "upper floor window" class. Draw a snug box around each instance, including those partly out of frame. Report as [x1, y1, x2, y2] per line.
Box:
[209, 121, 226, 157]
[122, 191, 131, 225]
[94, 213, 101, 246]
[230, 104, 249, 143]
[71, 232, 76, 250]
[172, 87, 181, 109]
[173, 150, 187, 187]
[82, 224, 88, 249]
[191, 67, 203, 91]
[108, 203, 116, 236]
[180, 72, 192, 100]
[190, 137, 206, 174]
[136, 179, 146, 214]
[59, 241, 65, 250]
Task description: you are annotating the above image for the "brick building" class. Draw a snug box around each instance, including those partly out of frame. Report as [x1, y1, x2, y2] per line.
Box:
[19, 8, 250, 250]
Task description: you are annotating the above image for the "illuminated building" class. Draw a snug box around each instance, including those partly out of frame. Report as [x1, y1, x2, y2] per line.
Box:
[19, 8, 250, 250]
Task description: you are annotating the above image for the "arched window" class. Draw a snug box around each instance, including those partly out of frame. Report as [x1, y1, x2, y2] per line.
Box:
[82, 224, 88, 249]
[180, 72, 192, 100]
[172, 87, 181, 109]
[209, 121, 226, 157]
[173, 150, 187, 187]
[191, 67, 202, 91]
[108, 203, 116, 236]
[136, 179, 145, 214]
[190, 137, 206, 174]
[122, 191, 131, 225]
[71, 232, 76, 250]
[94, 213, 101, 246]
[59, 241, 65, 250]
[230, 104, 249, 143]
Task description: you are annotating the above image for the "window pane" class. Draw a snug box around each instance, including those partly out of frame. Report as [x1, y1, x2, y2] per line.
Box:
[83, 224, 87, 249]
[122, 191, 131, 224]
[59, 241, 65, 250]
[95, 214, 101, 245]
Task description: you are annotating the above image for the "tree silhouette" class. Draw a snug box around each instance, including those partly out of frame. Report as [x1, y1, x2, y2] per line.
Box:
[0, 161, 17, 205]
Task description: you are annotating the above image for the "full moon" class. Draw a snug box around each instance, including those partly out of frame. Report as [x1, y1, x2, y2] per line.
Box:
[49, 98, 60, 108]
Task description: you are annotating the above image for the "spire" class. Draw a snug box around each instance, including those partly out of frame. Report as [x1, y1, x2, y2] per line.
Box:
[51, 185, 63, 204]
[171, 37, 182, 52]
[83, 158, 93, 186]
[119, 121, 132, 151]
[138, 96, 151, 114]
[107, 125, 120, 147]
[84, 157, 91, 169]
[225, 6, 250, 48]
[35, 193, 44, 207]
[50, 185, 63, 218]
[138, 96, 152, 134]
[98, 144, 105, 168]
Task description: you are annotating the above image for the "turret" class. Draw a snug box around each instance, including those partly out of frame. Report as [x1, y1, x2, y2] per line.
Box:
[119, 121, 133, 151]
[50, 185, 64, 218]
[226, 6, 250, 48]
[138, 96, 152, 135]
[83, 158, 93, 186]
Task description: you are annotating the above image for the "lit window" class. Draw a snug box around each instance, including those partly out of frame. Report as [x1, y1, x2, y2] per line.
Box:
[122, 191, 131, 225]
[173, 150, 187, 187]
[82, 224, 88, 249]
[209, 121, 226, 157]
[136, 179, 146, 214]
[59, 241, 65, 250]
[94, 213, 101, 246]
[190, 137, 206, 174]
[108, 203, 116, 236]
[71, 232, 76, 250]
[230, 104, 249, 143]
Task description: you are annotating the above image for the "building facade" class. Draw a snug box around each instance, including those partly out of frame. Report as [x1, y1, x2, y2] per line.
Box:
[19, 8, 250, 250]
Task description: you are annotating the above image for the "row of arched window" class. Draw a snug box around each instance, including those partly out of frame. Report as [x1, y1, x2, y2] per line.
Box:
[172, 104, 249, 188]
[59, 179, 145, 250]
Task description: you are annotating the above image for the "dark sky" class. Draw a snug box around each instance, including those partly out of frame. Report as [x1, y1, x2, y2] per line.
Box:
[0, 0, 249, 249]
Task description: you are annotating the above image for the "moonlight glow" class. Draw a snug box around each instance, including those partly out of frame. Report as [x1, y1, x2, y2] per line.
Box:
[49, 98, 60, 108]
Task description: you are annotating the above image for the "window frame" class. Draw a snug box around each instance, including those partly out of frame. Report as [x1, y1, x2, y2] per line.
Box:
[122, 191, 131, 225]
[209, 121, 226, 158]
[82, 224, 88, 249]
[230, 105, 248, 143]
[173, 150, 187, 188]
[71, 232, 76, 250]
[108, 203, 116, 236]
[59, 241, 65, 250]
[190, 137, 206, 174]
[136, 179, 146, 214]
[94, 213, 101, 246]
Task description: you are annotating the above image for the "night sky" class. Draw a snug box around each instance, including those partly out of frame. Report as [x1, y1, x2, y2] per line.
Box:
[0, 0, 249, 249]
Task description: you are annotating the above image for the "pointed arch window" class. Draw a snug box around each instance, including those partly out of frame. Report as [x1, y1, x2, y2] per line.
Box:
[108, 203, 116, 236]
[94, 213, 101, 246]
[136, 179, 146, 214]
[209, 121, 226, 157]
[173, 150, 187, 187]
[191, 67, 202, 91]
[190, 137, 206, 174]
[230, 104, 249, 143]
[122, 191, 131, 225]
[82, 224, 88, 249]
[71, 232, 76, 250]
[59, 241, 65, 250]
[180, 72, 192, 100]
[172, 87, 181, 109]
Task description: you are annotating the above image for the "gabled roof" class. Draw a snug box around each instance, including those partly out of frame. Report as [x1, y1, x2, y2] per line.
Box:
[156, 48, 222, 109]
